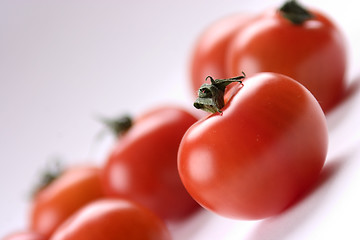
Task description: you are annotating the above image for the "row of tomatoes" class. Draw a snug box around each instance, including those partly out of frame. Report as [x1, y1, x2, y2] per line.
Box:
[3, 107, 200, 240]
[3, 0, 349, 239]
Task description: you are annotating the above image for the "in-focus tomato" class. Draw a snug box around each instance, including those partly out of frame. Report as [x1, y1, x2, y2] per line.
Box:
[102, 106, 200, 221]
[189, 13, 253, 95]
[50, 199, 171, 240]
[227, 0, 347, 113]
[178, 72, 328, 220]
[2, 231, 46, 240]
[30, 165, 104, 239]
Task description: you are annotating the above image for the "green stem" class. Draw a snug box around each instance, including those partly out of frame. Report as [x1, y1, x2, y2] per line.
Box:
[194, 73, 245, 114]
[279, 0, 314, 25]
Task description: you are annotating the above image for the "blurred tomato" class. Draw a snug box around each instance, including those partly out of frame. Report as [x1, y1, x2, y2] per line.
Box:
[29, 165, 104, 239]
[190, 1, 347, 113]
[102, 106, 200, 221]
[189, 13, 253, 95]
[50, 199, 171, 240]
[227, 2, 347, 113]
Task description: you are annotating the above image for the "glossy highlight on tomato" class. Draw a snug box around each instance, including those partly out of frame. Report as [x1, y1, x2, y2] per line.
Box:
[178, 72, 328, 220]
[29, 165, 104, 239]
[102, 106, 200, 221]
[2, 231, 46, 240]
[50, 199, 172, 240]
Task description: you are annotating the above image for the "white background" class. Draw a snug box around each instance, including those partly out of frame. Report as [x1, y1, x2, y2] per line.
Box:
[1, 0, 360, 239]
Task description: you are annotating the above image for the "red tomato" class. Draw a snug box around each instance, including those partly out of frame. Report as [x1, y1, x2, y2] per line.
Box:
[226, 1, 347, 113]
[102, 106, 200, 221]
[2, 231, 46, 240]
[50, 199, 171, 240]
[30, 165, 104, 239]
[189, 13, 253, 96]
[178, 72, 328, 220]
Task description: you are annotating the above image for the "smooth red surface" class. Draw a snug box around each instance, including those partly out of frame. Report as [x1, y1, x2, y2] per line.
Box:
[50, 199, 171, 240]
[30, 166, 104, 239]
[189, 13, 253, 95]
[226, 9, 347, 113]
[178, 73, 328, 220]
[102, 106, 200, 221]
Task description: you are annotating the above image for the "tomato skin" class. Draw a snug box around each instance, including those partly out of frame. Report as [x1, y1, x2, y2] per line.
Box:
[189, 14, 253, 95]
[2, 231, 46, 240]
[49, 199, 171, 240]
[226, 8, 347, 113]
[178, 73, 328, 220]
[30, 165, 104, 239]
[102, 106, 200, 221]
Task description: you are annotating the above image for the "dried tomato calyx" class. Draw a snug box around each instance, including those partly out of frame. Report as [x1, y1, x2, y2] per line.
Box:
[32, 159, 64, 197]
[279, 0, 314, 25]
[99, 115, 133, 136]
[194, 73, 245, 114]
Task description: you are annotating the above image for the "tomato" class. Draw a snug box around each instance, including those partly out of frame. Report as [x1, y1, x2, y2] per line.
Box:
[226, 1, 347, 113]
[102, 106, 200, 221]
[178, 72, 328, 220]
[50, 199, 171, 240]
[190, 0, 347, 113]
[189, 13, 253, 95]
[29, 165, 104, 239]
[2, 231, 46, 240]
